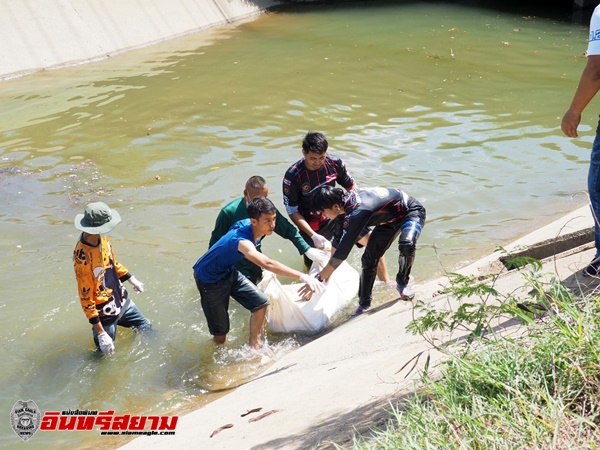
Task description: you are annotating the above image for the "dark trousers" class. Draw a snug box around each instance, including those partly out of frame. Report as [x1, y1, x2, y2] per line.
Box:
[195, 269, 269, 336]
[359, 198, 426, 307]
[92, 300, 152, 346]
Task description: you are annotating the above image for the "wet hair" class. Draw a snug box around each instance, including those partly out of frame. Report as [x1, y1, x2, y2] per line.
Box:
[302, 131, 328, 155]
[311, 184, 344, 212]
[245, 175, 267, 191]
[247, 196, 276, 220]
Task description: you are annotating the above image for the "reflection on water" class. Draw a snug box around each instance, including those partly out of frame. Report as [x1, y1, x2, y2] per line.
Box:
[0, 1, 593, 447]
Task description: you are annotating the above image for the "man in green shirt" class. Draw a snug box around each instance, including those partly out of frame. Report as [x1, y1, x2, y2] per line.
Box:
[209, 175, 321, 284]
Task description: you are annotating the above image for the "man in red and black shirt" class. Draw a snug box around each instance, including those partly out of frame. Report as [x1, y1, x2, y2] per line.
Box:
[311, 185, 426, 316]
[282, 131, 389, 281]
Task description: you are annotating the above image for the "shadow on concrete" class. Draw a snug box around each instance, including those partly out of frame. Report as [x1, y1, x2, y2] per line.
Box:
[561, 266, 600, 297]
[250, 307, 545, 449]
[250, 388, 417, 449]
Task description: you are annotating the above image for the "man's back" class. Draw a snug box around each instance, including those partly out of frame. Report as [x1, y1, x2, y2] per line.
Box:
[333, 188, 410, 261]
[195, 219, 256, 284]
[344, 188, 410, 226]
[209, 197, 247, 248]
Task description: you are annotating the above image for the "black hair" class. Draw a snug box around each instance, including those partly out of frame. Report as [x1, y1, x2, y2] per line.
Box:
[311, 184, 344, 212]
[247, 196, 276, 219]
[246, 175, 267, 191]
[302, 131, 328, 155]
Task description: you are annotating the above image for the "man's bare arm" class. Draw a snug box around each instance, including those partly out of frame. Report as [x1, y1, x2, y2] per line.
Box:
[238, 240, 303, 280]
[562, 55, 600, 138]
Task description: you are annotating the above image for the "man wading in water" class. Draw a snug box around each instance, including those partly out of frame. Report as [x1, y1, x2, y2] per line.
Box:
[193, 196, 324, 349]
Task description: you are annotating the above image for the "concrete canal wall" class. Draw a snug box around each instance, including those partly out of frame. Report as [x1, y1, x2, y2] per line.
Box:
[0, 0, 595, 80]
[0, 0, 276, 80]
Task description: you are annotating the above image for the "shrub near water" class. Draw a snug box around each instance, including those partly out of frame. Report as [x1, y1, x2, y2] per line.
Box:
[352, 258, 600, 449]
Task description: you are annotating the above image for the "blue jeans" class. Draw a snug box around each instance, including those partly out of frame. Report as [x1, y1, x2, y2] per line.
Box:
[589, 117, 600, 259]
[92, 300, 152, 346]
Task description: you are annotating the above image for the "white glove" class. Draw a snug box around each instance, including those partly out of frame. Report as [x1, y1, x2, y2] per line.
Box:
[311, 233, 329, 250]
[128, 276, 144, 293]
[304, 248, 329, 264]
[97, 332, 115, 356]
[300, 274, 326, 293]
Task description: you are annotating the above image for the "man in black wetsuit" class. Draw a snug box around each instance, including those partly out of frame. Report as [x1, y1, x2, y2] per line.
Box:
[311, 185, 426, 316]
[282, 131, 388, 280]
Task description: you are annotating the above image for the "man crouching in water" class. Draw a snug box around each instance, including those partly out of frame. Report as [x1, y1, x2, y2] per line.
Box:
[193, 196, 324, 349]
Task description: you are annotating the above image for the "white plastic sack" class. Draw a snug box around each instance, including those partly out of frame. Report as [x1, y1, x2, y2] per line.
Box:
[259, 260, 359, 333]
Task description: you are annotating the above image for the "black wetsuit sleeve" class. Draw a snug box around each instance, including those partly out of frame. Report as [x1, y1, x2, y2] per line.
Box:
[336, 158, 355, 190]
[332, 209, 372, 261]
[330, 215, 345, 249]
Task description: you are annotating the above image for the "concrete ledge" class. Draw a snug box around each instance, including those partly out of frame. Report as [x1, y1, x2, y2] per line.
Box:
[499, 227, 594, 268]
[457, 205, 593, 277]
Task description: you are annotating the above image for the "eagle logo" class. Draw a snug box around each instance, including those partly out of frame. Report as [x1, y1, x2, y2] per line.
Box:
[10, 400, 41, 442]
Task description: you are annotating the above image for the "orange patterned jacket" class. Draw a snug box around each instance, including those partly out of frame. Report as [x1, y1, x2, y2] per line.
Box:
[73, 235, 131, 324]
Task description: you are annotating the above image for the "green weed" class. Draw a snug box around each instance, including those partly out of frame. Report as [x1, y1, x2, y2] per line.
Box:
[349, 251, 600, 449]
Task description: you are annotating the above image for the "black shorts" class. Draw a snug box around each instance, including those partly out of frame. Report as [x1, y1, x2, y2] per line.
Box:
[195, 269, 269, 336]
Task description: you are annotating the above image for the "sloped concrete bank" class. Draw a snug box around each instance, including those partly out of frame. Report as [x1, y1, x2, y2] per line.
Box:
[0, 0, 277, 80]
[1, 0, 596, 80]
[119, 205, 597, 449]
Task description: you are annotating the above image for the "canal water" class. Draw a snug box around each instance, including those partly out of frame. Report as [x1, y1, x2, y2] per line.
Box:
[0, 1, 594, 447]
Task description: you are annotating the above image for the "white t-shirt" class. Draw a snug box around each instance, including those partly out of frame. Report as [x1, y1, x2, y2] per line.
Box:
[588, 5, 600, 56]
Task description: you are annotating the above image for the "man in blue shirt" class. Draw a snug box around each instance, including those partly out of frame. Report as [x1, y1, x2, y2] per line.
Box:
[194, 197, 323, 349]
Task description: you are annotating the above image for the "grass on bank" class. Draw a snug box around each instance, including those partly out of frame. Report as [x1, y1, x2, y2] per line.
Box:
[350, 251, 600, 449]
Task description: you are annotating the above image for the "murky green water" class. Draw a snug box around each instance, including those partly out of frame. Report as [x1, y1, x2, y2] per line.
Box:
[0, 1, 595, 447]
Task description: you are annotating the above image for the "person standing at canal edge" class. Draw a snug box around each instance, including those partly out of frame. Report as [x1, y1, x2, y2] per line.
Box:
[310, 185, 425, 316]
[73, 202, 151, 356]
[562, 5, 600, 278]
[282, 131, 389, 282]
[209, 175, 323, 284]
